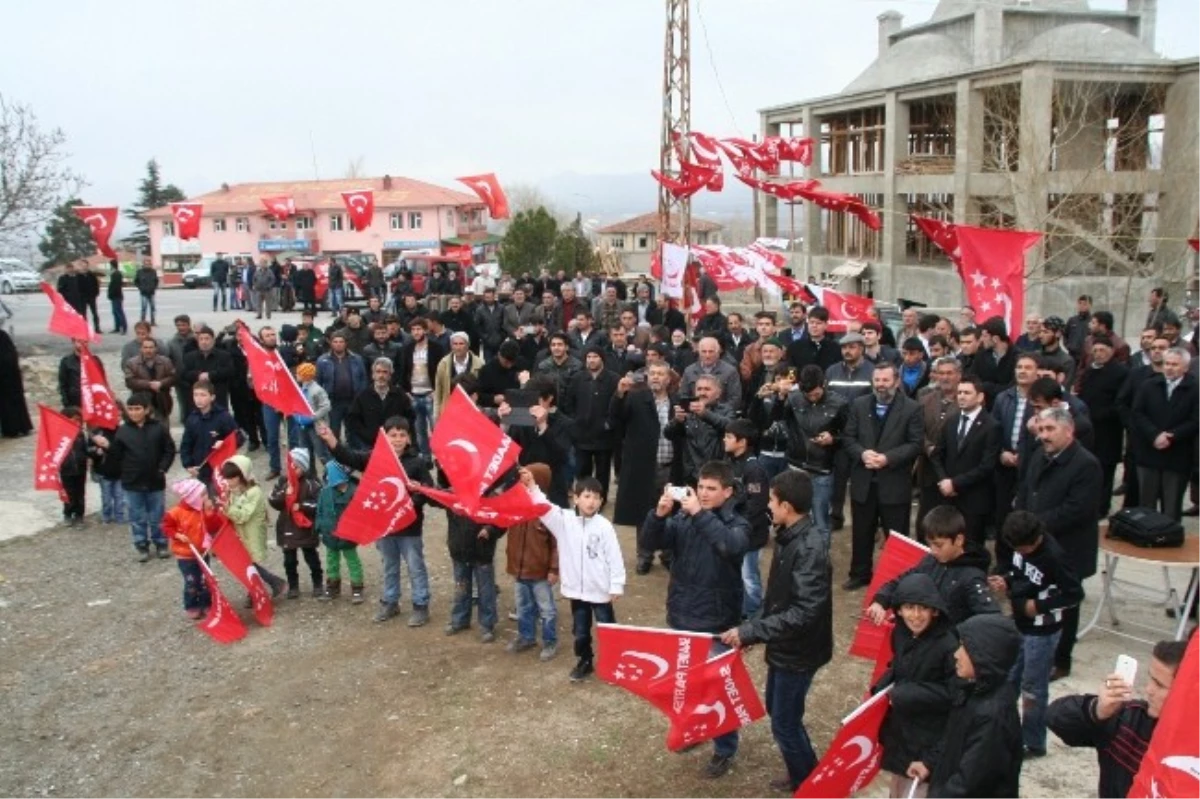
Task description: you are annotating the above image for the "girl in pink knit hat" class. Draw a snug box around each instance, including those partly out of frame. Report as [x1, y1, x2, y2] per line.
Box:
[162, 478, 223, 619]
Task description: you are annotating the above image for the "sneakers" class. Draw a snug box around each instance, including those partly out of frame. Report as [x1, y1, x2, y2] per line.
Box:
[569, 659, 594, 682]
[635, 559, 652, 576]
[507, 610, 519, 621]
[407, 605, 430, 627]
[445, 623, 468, 636]
[350, 584, 365, 604]
[480, 630, 495, 644]
[185, 608, 204, 620]
[507, 638, 537, 654]
[539, 643, 558, 662]
[704, 754, 735, 779]
[374, 603, 400, 623]
[311, 584, 324, 599]
[155, 544, 171, 560]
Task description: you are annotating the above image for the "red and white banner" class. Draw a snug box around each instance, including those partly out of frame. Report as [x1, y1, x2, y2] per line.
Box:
[208, 523, 273, 626]
[205, 430, 240, 501]
[430, 386, 521, 504]
[955, 225, 1040, 337]
[340, 189, 374, 231]
[802, 284, 876, 333]
[660, 242, 689, 299]
[457, 173, 510, 220]
[650, 168, 710, 200]
[235, 323, 313, 418]
[849, 533, 929, 660]
[656, 648, 766, 752]
[34, 404, 81, 501]
[72, 205, 119, 259]
[170, 202, 203, 240]
[1129, 635, 1199, 798]
[795, 686, 892, 798]
[41, 282, 99, 343]
[332, 430, 418, 545]
[260, 195, 296, 220]
[597, 624, 718, 712]
[190, 544, 248, 644]
[412, 482, 549, 527]
[79, 347, 120, 430]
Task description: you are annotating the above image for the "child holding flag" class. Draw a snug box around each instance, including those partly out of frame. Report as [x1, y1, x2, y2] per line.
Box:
[314, 462, 365, 604]
[58, 406, 89, 527]
[218, 454, 285, 602]
[162, 478, 223, 619]
[268, 448, 324, 599]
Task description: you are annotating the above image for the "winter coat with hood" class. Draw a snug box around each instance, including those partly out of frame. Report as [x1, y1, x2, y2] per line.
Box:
[736, 515, 832, 672]
[872, 574, 959, 776]
[871, 547, 999, 625]
[446, 513, 506, 565]
[927, 614, 1024, 798]
[315, 477, 359, 551]
[504, 464, 558, 581]
[268, 472, 322, 549]
[221, 455, 271, 563]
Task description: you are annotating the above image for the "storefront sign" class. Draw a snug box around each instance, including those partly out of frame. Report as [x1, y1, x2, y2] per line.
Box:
[383, 239, 440, 250]
[258, 239, 314, 252]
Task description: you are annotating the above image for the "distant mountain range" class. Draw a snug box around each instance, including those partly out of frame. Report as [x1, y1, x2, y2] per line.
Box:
[537, 171, 756, 226]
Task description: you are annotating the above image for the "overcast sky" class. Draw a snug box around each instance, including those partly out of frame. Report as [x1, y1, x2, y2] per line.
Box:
[3, 0, 1196, 214]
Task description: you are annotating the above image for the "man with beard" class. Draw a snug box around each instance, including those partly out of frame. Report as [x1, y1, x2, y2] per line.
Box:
[743, 337, 791, 479]
[778, 302, 807, 348]
[362, 324, 403, 383]
[346, 358, 415, 450]
[724, 313, 755, 364]
[123, 337, 177, 423]
[1038, 316, 1076, 388]
[975, 317, 1016, 405]
[1077, 335, 1129, 515]
[842, 362, 924, 590]
[739, 312, 779, 384]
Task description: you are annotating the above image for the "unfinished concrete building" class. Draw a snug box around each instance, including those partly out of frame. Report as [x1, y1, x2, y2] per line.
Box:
[757, 0, 1198, 329]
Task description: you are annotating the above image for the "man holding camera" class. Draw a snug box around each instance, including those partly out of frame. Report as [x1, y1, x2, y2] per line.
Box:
[665, 374, 732, 479]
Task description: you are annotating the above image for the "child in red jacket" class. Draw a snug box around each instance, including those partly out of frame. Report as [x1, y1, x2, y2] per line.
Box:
[162, 478, 223, 619]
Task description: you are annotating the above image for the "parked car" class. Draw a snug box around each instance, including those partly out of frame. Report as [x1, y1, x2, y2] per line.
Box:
[290, 254, 369, 309]
[0, 259, 42, 294]
[182, 261, 212, 288]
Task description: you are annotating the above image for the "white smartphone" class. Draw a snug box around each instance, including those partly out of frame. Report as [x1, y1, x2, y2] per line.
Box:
[667, 485, 689, 502]
[1115, 654, 1138, 686]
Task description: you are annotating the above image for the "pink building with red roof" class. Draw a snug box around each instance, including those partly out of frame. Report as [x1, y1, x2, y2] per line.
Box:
[143, 174, 495, 276]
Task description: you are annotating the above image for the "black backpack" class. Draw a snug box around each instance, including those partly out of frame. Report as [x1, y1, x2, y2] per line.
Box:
[1107, 507, 1185, 548]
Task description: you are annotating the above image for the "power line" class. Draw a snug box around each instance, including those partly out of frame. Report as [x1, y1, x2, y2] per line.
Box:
[695, 0, 743, 136]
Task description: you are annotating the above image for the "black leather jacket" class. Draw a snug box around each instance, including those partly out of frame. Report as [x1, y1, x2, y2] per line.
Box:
[772, 388, 848, 473]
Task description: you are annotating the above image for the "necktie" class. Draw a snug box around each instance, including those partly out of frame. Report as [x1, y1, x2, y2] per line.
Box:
[958, 415, 969, 445]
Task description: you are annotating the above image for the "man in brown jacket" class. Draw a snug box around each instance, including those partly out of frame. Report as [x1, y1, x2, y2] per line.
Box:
[123, 337, 176, 423]
[915, 356, 961, 537]
[504, 463, 559, 661]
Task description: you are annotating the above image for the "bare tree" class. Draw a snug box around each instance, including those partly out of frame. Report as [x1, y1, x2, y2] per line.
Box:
[503, 182, 564, 221]
[0, 95, 85, 248]
[344, 155, 367, 179]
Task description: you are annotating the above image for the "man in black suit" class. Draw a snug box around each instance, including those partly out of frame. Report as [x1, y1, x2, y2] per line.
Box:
[1076, 334, 1129, 515]
[646, 294, 686, 333]
[841, 361, 924, 589]
[930, 375, 1001, 554]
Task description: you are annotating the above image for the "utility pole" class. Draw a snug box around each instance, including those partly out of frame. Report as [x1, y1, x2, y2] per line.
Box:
[658, 0, 691, 251]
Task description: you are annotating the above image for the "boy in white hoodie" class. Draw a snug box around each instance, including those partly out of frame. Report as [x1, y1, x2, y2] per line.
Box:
[520, 469, 626, 682]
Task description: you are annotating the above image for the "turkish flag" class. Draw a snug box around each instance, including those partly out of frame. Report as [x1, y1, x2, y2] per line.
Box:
[801, 284, 875, 333]
[260, 195, 295, 220]
[690, 246, 744, 291]
[651, 648, 767, 752]
[457, 173, 510, 220]
[718, 137, 780, 174]
[748, 242, 787, 270]
[430, 386, 521, 504]
[596, 623, 718, 712]
[169, 202, 202, 240]
[868, 621, 896, 693]
[206, 430, 240, 501]
[72, 205, 119, 259]
[778, 136, 815, 166]
[849, 533, 929, 660]
[1129, 635, 1199, 798]
[190, 545, 249, 644]
[208, 523, 274, 626]
[40, 282, 99, 343]
[79, 347, 120, 430]
[34, 404, 82, 501]
[767, 272, 809, 299]
[332, 430, 418, 545]
[955, 225, 1041, 337]
[796, 185, 882, 231]
[340, 190, 374, 231]
[412, 483, 549, 528]
[795, 686, 892, 798]
[235, 323, 313, 417]
[911, 216, 963, 268]
[650, 168, 708, 200]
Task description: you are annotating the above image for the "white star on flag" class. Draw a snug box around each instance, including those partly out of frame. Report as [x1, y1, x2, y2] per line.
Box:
[981, 301, 993, 312]
[970, 271, 986, 287]
[990, 277, 1001, 290]
[995, 292, 1006, 303]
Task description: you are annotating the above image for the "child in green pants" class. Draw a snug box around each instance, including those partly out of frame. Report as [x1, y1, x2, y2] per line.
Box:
[315, 462, 364, 603]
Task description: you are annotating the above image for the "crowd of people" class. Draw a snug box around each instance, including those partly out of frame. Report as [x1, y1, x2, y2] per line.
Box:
[22, 257, 1200, 796]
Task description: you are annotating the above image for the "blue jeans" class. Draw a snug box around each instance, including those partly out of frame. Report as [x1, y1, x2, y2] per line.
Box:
[515, 578, 558, 645]
[450, 560, 497, 632]
[742, 549, 763, 618]
[177, 558, 211, 611]
[411, 393, 434, 457]
[376, 535, 430, 607]
[709, 639, 739, 758]
[329, 285, 343, 312]
[110, 299, 127, 333]
[262, 404, 292, 474]
[212, 282, 226, 311]
[139, 293, 156, 323]
[125, 489, 165, 550]
[759, 454, 788, 480]
[808, 472, 834, 547]
[99, 478, 127, 523]
[571, 599, 615, 662]
[766, 666, 818, 788]
[1009, 630, 1061, 753]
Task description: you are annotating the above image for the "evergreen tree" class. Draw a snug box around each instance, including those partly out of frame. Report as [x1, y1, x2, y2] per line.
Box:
[551, 213, 599, 276]
[498, 206, 558, 274]
[122, 159, 186, 253]
[38, 198, 96, 269]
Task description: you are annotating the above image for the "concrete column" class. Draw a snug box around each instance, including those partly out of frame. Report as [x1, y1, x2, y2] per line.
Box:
[881, 92, 910, 292]
[802, 106, 822, 279]
[1017, 66, 1054, 312]
[953, 78, 983, 222]
[1128, 0, 1158, 51]
[1157, 70, 1199, 288]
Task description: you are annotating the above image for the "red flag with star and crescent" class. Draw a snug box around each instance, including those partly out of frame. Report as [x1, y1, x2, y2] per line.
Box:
[79, 347, 120, 430]
[653, 648, 766, 752]
[850, 533, 930, 660]
[332, 430, 417, 545]
[430, 386, 521, 506]
[456, 173, 510, 220]
[596, 624, 718, 712]
[205, 430, 240, 502]
[34, 404, 82, 501]
[72, 205, 119, 259]
[795, 686, 892, 797]
[235, 323, 313, 418]
[340, 189, 374, 231]
[169, 202, 203, 240]
[260, 195, 295, 220]
[189, 544, 248, 644]
[208, 522, 274, 626]
[411, 483, 549, 527]
[1129, 634, 1199, 799]
[41, 282, 99, 343]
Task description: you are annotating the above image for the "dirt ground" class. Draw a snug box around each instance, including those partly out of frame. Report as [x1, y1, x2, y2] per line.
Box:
[0, 323, 1170, 798]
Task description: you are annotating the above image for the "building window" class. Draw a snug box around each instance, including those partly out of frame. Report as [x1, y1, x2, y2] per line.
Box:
[637, 236, 648, 249]
[235, 217, 249, 232]
[610, 236, 625, 249]
[162, 220, 175, 236]
[268, 219, 286, 230]
[213, 218, 226, 232]
[408, 212, 423, 229]
[390, 212, 404, 230]
[295, 216, 314, 230]
[329, 213, 344, 232]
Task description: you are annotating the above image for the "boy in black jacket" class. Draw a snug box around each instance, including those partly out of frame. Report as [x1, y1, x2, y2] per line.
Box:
[443, 497, 505, 643]
[988, 510, 1084, 757]
[723, 419, 770, 619]
[58, 407, 89, 527]
[867, 506, 998, 627]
